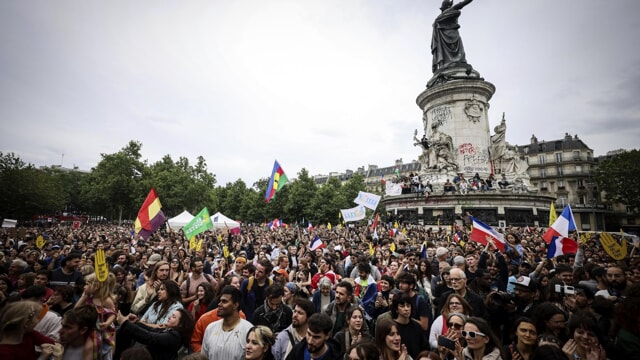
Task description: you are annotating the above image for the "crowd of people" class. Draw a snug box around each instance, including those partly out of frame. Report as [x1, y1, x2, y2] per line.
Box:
[0, 220, 639, 360]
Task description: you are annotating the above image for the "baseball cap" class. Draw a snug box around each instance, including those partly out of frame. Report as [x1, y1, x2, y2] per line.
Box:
[510, 276, 538, 291]
[274, 269, 288, 278]
[147, 253, 162, 266]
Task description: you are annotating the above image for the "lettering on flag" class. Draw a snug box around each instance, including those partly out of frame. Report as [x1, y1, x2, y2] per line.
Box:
[354, 191, 381, 211]
[340, 205, 367, 222]
[183, 208, 213, 241]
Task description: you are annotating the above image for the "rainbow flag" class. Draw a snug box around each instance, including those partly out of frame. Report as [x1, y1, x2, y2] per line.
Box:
[265, 160, 288, 203]
[134, 188, 166, 239]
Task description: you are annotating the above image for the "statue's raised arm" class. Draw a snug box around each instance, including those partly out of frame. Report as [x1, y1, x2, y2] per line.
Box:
[431, 0, 473, 73]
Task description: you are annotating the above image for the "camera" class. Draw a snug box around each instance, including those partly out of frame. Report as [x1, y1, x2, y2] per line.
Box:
[554, 284, 575, 295]
[489, 291, 515, 306]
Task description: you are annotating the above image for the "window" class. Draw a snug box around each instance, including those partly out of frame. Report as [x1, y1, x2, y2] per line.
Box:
[576, 165, 582, 173]
[558, 196, 567, 207]
[558, 180, 565, 188]
[577, 179, 585, 188]
[557, 166, 563, 176]
[539, 155, 546, 165]
[573, 151, 580, 161]
[555, 153, 563, 162]
[540, 181, 548, 190]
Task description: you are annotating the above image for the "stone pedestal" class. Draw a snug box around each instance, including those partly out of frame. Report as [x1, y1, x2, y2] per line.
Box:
[416, 67, 496, 184]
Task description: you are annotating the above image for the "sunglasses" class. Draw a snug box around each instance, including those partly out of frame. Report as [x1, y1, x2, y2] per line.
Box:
[447, 322, 464, 329]
[461, 330, 486, 338]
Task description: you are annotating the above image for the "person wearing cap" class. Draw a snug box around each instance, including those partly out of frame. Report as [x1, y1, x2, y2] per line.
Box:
[273, 269, 288, 284]
[489, 275, 540, 345]
[136, 253, 162, 289]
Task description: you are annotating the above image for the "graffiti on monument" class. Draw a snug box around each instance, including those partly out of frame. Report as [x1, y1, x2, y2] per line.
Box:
[430, 106, 452, 129]
[459, 143, 490, 173]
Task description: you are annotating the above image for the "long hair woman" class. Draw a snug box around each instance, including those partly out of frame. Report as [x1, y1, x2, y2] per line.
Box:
[561, 311, 607, 360]
[375, 318, 410, 360]
[188, 282, 216, 322]
[244, 325, 276, 360]
[0, 301, 56, 359]
[347, 340, 381, 360]
[116, 308, 194, 360]
[140, 280, 184, 326]
[334, 306, 373, 355]
[429, 293, 472, 350]
[169, 256, 185, 285]
[453, 317, 507, 360]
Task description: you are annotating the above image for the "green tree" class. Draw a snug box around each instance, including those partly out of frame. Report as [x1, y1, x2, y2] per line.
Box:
[593, 149, 640, 214]
[284, 168, 317, 225]
[81, 141, 146, 222]
[310, 177, 343, 224]
[0, 153, 67, 221]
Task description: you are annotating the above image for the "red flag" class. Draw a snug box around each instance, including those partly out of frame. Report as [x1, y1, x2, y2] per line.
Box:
[371, 213, 379, 231]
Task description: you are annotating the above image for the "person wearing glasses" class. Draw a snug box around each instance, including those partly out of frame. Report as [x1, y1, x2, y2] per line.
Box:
[437, 268, 487, 320]
[430, 293, 472, 349]
[448, 317, 507, 360]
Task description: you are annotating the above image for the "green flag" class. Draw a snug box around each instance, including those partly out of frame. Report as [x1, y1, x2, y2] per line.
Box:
[183, 208, 213, 241]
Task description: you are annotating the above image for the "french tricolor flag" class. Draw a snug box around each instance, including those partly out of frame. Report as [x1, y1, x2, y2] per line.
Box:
[310, 235, 325, 251]
[469, 216, 506, 252]
[543, 205, 577, 244]
[308, 221, 314, 232]
[547, 235, 578, 258]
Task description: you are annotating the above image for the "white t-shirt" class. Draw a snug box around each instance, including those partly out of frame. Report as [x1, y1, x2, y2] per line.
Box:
[201, 318, 254, 360]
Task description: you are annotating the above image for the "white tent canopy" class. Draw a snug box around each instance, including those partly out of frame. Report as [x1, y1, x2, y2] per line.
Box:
[167, 210, 194, 231]
[210, 212, 240, 229]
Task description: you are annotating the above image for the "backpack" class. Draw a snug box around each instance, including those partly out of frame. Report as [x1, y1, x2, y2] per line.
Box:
[247, 276, 273, 292]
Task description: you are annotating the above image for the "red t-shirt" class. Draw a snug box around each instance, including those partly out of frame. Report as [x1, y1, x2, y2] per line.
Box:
[0, 330, 55, 360]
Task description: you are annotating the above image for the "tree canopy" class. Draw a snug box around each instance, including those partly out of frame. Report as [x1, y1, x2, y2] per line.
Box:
[593, 149, 640, 214]
[0, 141, 371, 225]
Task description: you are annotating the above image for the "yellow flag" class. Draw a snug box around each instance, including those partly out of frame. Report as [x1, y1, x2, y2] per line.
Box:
[217, 234, 223, 242]
[327, 222, 332, 230]
[369, 242, 375, 256]
[402, 228, 407, 235]
[189, 237, 197, 250]
[95, 249, 109, 282]
[599, 232, 627, 260]
[393, 221, 399, 229]
[223, 245, 229, 258]
[549, 202, 558, 227]
[36, 235, 45, 249]
[196, 239, 203, 252]
[389, 241, 396, 252]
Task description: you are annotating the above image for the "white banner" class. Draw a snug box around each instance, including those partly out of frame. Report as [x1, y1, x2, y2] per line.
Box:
[385, 182, 403, 196]
[354, 191, 381, 211]
[340, 205, 367, 222]
[1, 219, 17, 228]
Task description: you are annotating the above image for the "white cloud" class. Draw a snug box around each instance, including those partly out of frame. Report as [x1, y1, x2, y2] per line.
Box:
[1, 0, 638, 186]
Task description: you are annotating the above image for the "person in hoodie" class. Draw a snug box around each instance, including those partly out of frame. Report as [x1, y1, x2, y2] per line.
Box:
[285, 313, 343, 360]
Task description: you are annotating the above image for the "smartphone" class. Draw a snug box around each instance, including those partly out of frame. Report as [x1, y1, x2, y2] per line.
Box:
[438, 336, 456, 350]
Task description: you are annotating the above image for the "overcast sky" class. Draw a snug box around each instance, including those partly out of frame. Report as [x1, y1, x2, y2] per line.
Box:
[1, 0, 639, 187]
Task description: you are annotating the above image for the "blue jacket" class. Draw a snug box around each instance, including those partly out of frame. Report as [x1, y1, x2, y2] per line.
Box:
[312, 288, 335, 313]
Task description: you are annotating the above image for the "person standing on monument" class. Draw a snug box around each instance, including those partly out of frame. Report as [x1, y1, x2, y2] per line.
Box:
[431, 0, 473, 73]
